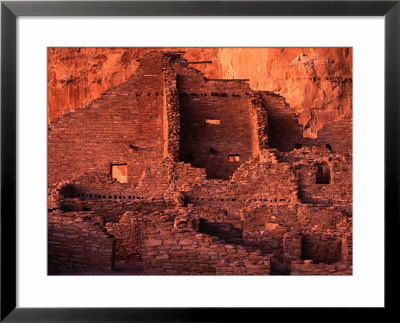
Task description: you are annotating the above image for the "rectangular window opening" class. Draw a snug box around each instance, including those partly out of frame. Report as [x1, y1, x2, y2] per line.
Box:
[228, 154, 240, 162]
[316, 163, 330, 184]
[206, 118, 221, 125]
[111, 163, 128, 183]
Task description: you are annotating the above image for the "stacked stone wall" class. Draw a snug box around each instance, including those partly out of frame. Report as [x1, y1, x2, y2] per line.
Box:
[137, 211, 271, 275]
[59, 195, 172, 224]
[283, 231, 302, 264]
[135, 158, 208, 197]
[48, 211, 114, 273]
[302, 117, 352, 155]
[242, 228, 286, 273]
[47, 50, 352, 276]
[173, 59, 260, 179]
[341, 233, 353, 266]
[105, 212, 145, 264]
[91, 207, 273, 275]
[261, 92, 304, 152]
[162, 54, 181, 161]
[275, 147, 352, 207]
[242, 203, 348, 232]
[300, 232, 342, 264]
[231, 152, 298, 201]
[198, 218, 243, 245]
[183, 153, 298, 217]
[291, 260, 352, 275]
[260, 92, 352, 155]
[48, 53, 166, 187]
[295, 159, 352, 207]
[61, 158, 207, 200]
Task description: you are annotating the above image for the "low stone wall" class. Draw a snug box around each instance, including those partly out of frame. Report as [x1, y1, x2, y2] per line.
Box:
[242, 203, 349, 231]
[48, 211, 114, 274]
[105, 212, 144, 264]
[243, 229, 285, 258]
[216, 257, 270, 275]
[142, 232, 271, 275]
[141, 213, 271, 275]
[241, 227, 302, 274]
[49, 197, 351, 275]
[301, 232, 342, 264]
[283, 231, 302, 264]
[341, 233, 353, 266]
[198, 218, 243, 244]
[291, 260, 352, 275]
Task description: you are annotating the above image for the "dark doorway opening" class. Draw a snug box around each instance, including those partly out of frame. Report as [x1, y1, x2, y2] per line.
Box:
[316, 163, 330, 184]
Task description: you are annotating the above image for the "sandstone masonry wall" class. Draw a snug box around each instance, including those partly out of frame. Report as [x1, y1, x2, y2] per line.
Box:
[48, 52, 166, 187]
[141, 213, 271, 275]
[48, 50, 352, 276]
[105, 211, 144, 264]
[302, 117, 352, 155]
[48, 211, 114, 273]
[341, 233, 353, 266]
[173, 58, 261, 179]
[260, 92, 352, 155]
[300, 231, 342, 264]
[275, 147, 352, 208]
[261, 92, 304, 152]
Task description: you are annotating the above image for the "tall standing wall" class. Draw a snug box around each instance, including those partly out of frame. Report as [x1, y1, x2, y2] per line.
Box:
[48, 52, 167, 187]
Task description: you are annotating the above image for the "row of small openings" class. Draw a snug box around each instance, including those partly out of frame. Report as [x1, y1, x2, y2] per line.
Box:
[193, 197, 288, 202]
[178, 92, 246, 97]
[134, 92, 161, 97]
[76, 193, 146, 200]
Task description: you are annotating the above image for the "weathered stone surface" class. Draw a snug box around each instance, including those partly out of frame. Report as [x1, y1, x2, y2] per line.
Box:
[48, 49, 352, 276]
[48, 211, 114, 274]
[48, 48, 352, 141]
[218, 48, 352, 138]
[47, 48, 220, 122]
[143, 239, 162, 247]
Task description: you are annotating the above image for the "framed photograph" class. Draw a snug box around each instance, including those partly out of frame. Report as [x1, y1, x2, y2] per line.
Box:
[1, 0, 398, 321]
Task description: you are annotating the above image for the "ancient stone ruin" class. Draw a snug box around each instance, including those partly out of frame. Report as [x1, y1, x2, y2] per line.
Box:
[48, 50, 352, 275]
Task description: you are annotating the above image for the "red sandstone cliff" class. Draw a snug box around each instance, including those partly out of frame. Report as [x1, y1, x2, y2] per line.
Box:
[48, 48, 352, 138]
[218, 48, 352, 138]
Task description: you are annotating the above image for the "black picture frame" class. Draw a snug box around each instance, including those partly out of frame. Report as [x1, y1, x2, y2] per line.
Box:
[1, 0, 399, 321]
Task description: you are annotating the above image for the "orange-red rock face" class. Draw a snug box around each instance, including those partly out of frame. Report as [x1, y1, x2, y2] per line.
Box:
[218, 48, 352, 138]
[48, 47, 352, 138]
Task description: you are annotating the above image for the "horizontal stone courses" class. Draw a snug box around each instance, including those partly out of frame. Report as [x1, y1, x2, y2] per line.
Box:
[72, 186, 294, 207]
[178, 91, 250, 98]
[290, 260, 352, 275]
[48, 210, 114, 274]
[48, 50, 352, 275]
[189, 197, 291, 203]
[76, 192, 157, 201]
[48, 195, 351, 275]
[142, 226, 272, 275]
